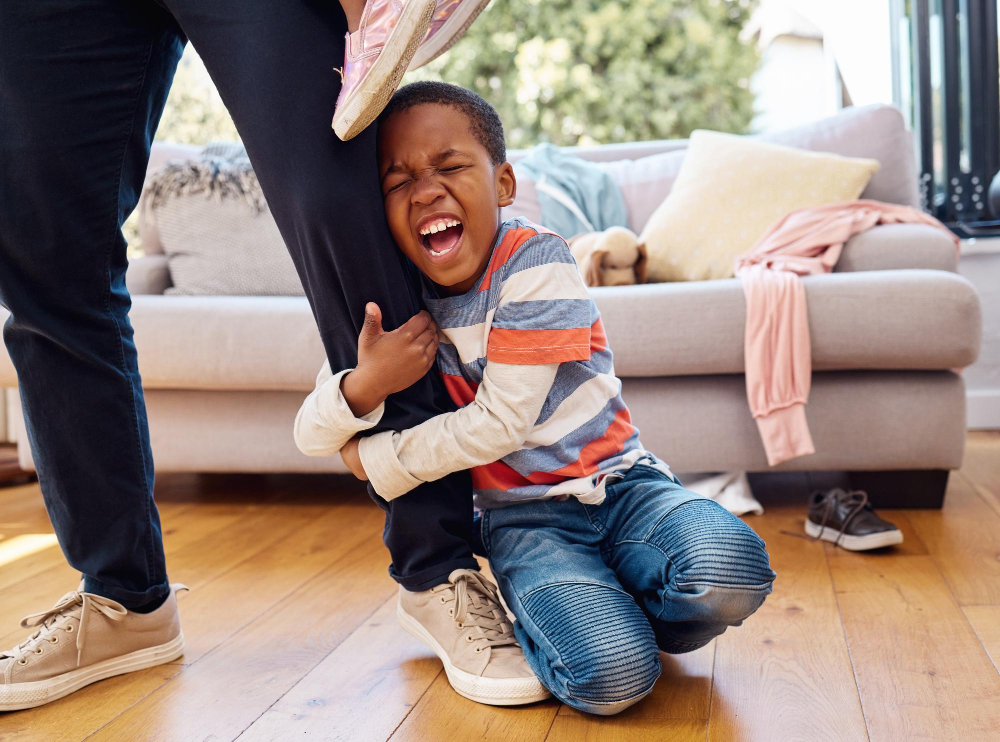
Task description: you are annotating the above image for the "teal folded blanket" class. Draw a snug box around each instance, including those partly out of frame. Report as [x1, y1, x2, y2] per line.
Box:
[514, 143, 628, 239]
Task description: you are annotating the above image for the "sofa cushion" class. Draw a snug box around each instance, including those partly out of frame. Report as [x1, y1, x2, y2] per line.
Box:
[640, 130, 880, 282]
[622, 370, 967, 473]
[592, 150, 687, 235]
[761, 104, 921, 210]
[0, 263, 975, 392]
[832, 223, 959, 273]
[502, 104, 920, 237]
[141, 151, 306, 297]
[131, 296, 328, 391]
[10, 372, 964, 474]
[600, 269, 979, 378]
[125, 255, 173, 296]
[4, 271, 975, 395]
[154, 195, 305, 296]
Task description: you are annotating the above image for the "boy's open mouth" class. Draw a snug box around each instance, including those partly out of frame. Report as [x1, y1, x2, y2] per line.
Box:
[418, 217, 464, 259]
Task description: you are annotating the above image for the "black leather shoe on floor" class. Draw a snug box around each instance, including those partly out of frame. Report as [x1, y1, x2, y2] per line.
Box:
[805, 488, 903, 551]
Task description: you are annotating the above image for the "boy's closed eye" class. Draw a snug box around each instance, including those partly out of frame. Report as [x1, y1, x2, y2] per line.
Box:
[383, 163, 470, 196]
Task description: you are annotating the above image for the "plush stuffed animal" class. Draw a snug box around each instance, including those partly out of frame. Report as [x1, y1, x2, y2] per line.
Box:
[569, 226, 648, 287]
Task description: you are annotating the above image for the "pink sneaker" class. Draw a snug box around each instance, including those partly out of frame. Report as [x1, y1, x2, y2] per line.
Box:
[332, 0, 437, 141]
[408, 0, 493, 71]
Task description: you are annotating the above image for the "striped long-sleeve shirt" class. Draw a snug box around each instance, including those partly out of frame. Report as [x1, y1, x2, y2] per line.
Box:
[294, 218, 671, 509]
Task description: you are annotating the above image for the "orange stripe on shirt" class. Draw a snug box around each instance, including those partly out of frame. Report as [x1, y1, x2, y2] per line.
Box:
[472, 460, 534, 492]
[486, 327, 592, 365]
[441, 373, 478, 407]
[590, 317, 608, 353]
[478, 225, 558, 292]
[540, 408, 636, 480]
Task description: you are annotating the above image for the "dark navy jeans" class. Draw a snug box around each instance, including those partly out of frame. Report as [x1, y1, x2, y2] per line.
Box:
[0, 0, 478, 609]
[482, 464, 776, 715]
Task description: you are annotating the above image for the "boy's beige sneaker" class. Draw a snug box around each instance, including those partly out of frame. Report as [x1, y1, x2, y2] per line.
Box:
[0, 583, 186, 711]
[397, 569, 550, 705]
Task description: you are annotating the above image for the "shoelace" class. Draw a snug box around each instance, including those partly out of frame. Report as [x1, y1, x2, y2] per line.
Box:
[0, 590, 127, 668]
[2, 583, 188, 667]
[811, 488, 870, 547]
[432, 570, 518, 653]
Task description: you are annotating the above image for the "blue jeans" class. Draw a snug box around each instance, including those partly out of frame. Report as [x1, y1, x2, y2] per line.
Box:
[481, 464, 776, 715]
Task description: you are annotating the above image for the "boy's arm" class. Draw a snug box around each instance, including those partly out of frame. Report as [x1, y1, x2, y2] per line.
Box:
[293, 360, 386, 457]
[294, 303, 440, 457]
[359, 231, 597, 499]
[358, 361, 559, 499]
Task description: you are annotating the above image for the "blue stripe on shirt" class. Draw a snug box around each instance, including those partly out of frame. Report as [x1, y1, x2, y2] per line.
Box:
[492, 299, 594, 330]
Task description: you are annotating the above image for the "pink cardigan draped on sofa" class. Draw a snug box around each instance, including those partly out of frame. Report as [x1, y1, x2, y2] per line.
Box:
[734, 200, 959, 466]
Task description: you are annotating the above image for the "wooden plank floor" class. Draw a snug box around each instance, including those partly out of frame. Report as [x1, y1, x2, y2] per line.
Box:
[0, 434, 998, 741]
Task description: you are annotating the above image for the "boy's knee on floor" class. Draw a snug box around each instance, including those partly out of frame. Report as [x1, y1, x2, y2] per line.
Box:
[680, 581, 772, 625]
[562, 638, 661, 715]
[521, 582, 662, 715]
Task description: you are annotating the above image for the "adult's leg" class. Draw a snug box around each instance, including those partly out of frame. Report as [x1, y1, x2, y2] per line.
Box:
[0, 0, 185, 610]
[161, 0, 477, 589]
[482, 498, 662, 715]
[601, 466, 776, 653]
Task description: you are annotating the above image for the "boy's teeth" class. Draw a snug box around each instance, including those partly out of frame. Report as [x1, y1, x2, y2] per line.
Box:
[420, 218, 461, 236]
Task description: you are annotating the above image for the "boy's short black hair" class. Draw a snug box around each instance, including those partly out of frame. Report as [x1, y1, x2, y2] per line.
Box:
[381, 81, 506, 166]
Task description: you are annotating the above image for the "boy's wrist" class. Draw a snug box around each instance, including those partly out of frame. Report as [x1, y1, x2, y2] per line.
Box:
[341, 367, 388, 417]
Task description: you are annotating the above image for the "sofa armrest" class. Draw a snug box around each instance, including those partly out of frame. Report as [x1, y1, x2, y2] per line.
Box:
[126, 255, 172, 295]
[834, 223, 958, 273]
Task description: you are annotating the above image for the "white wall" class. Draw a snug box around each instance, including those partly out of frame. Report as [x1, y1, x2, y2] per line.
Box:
[751, 0, 897, 128]
[752, 36, 830, 132]
[959, 243, 1000, 429]
[806, 0, 895, 106]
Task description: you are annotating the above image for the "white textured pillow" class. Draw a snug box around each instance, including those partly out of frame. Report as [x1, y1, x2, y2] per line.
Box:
[143, 156, 305, 296]
[154, 196, 304, 296]
[639, 131, 879, 282]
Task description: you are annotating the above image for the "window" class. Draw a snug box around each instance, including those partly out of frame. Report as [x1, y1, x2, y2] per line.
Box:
[893, 0, 1000, 232]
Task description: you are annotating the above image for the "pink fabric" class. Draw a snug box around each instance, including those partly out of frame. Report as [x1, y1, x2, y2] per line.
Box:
[734, 199, 959, 466]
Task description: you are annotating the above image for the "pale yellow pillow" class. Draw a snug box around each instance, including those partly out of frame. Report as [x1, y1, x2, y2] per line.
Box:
[639, 130, 880, 281]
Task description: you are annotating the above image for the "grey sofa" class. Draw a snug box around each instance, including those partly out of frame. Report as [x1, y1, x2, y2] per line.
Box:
[0, 104, 981, 506]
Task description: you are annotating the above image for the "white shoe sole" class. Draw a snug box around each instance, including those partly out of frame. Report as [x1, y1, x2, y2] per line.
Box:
[396, 603, 550, 706]
[407, 0, 493, 71]
[333, 0, 437, 140]
[0, 632, 184, 712]
[805, 520, 903, 551]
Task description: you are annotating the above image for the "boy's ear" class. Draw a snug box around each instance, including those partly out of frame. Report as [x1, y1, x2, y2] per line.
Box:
[496, 162, 516, 207]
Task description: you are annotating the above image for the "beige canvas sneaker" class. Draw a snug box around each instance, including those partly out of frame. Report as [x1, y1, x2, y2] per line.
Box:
[397, 569, 549, 705]
[0, 583, 187, 711]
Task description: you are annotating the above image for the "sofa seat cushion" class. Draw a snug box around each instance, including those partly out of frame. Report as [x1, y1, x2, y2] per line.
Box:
[129, 296, 328, 391]
[601, 269, 979, 377]
[0, 269, 978, 392]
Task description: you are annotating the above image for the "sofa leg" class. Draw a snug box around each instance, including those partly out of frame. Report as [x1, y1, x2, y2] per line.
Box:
[847, 469, 949, 509]
[0, 444, 35, 487]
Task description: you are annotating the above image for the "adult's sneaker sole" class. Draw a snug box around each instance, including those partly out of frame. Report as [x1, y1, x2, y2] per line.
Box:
[805, 520, 903, 551]
[396, 602, 550, 706]
[0, 632, 184, 712]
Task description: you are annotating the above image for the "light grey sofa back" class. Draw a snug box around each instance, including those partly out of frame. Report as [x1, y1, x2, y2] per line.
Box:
[509, 103, 920, 209]
[139, 104, 919, 266]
